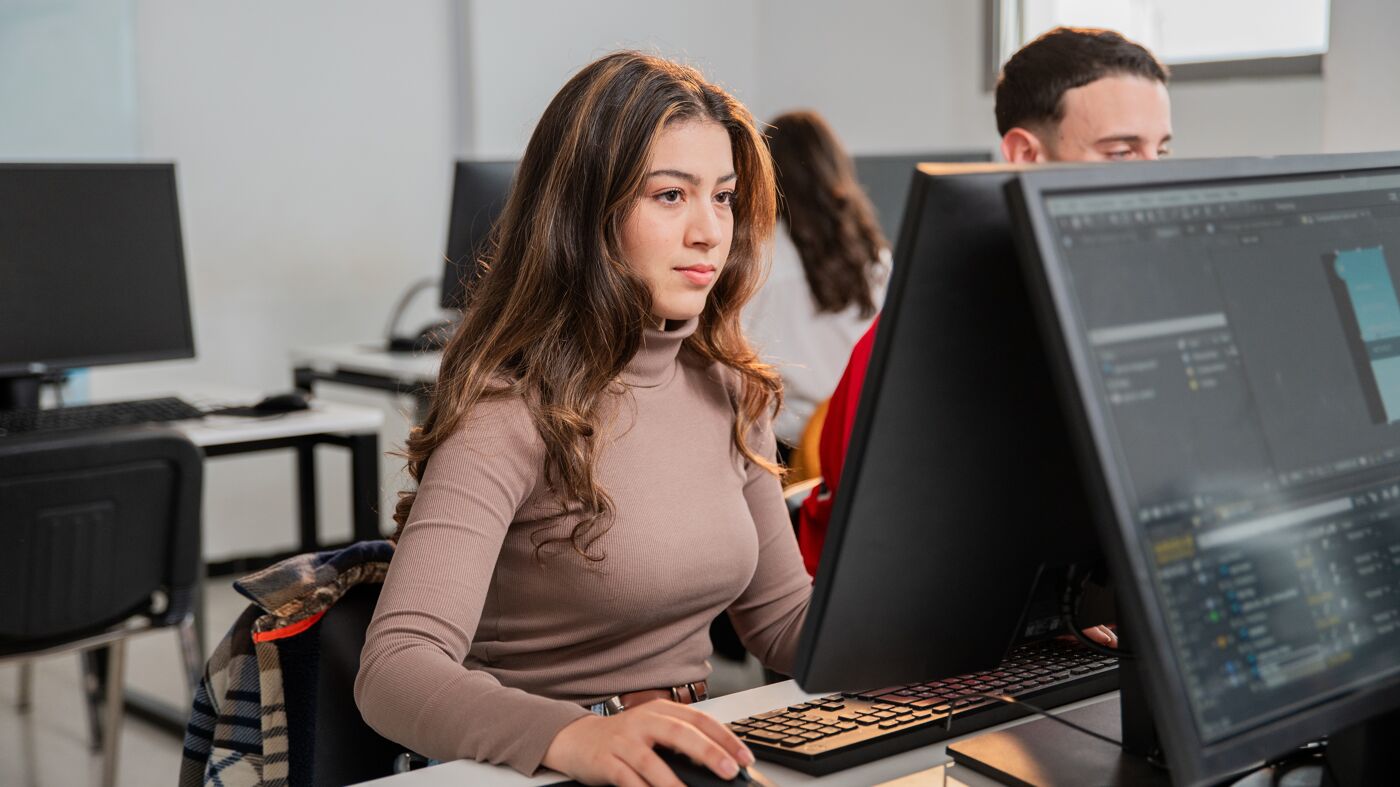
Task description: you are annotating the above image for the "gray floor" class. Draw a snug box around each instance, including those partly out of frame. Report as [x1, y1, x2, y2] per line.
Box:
[0, 576, 768, 787]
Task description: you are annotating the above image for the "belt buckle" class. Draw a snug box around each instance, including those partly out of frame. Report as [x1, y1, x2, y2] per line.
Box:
[602, 695, 627, 716]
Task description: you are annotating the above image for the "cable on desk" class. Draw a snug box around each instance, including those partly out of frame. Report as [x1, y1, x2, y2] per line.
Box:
[965, 692, 1124, 749]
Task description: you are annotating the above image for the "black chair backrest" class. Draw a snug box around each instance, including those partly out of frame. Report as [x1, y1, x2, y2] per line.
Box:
[0, 426, 202, 648]
[312, 582, 402, 786]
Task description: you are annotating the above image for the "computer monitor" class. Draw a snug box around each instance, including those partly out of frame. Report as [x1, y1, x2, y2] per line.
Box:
[439, 160, 518, 310]
[1010, 153, 1400, 786]
[0, 163, 194, 409]
[793, 162, 1104, 693]
[853, 151, 994, 246]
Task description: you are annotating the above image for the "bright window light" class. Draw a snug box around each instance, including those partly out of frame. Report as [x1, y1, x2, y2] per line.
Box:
[1002, 0, 1330, 67]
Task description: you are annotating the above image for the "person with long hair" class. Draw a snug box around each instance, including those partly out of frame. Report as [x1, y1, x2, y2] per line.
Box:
[355, 52, 812, 785]
[746, 110, 890, 446]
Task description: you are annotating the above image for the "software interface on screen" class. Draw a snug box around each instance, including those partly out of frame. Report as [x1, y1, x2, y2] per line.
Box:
[1044, 171, 1400, 743]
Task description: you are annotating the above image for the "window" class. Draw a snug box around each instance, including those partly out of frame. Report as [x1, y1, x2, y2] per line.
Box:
[989, 0, 1330, 82]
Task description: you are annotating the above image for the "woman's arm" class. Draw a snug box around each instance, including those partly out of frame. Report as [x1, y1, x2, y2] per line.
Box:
[725, 416, 813, 674]
[354, 397, 590, 775]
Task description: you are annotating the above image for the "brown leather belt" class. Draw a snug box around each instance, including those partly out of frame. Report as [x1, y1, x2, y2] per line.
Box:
[599, 680, 709, 715]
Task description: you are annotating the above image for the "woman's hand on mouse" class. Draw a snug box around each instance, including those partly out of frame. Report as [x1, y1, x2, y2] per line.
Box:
[542, 700, 754, 786]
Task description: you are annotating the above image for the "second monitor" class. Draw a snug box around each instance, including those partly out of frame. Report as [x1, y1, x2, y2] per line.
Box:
[853, 151, 993, 245]
[439, 160, 518, 310]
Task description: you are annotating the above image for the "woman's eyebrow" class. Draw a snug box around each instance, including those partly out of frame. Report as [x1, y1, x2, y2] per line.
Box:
[646, 170, 738, 186]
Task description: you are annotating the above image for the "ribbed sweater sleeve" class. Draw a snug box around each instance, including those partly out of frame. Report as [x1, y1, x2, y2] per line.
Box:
[354, 396, 590, 775]
[726, 416, 812, 674]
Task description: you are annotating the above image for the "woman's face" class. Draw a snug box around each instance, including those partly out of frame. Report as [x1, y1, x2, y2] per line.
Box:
[619, 119, 736, 324]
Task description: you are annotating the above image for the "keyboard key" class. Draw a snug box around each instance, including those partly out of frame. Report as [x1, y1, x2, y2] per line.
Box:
[855, 715, 881, 725]
[745, 730, 786, 744]
[835, 721, 858, 730]
[878, 720, 900, 729]
[780, 737, 807, 748]
[893, 714, 917, 725]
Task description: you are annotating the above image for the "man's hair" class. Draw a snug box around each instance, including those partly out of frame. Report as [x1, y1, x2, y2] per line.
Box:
[995, 27, 1169, 136]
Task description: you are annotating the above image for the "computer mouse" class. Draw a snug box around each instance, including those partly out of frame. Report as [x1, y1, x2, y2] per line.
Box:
[654, 747, 777, 787]
[253, 391, 312, 413]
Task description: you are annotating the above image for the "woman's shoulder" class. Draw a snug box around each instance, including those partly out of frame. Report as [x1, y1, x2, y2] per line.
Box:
[437, 386, 545, 456]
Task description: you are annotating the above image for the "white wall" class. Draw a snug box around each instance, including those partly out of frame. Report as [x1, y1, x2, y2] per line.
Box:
[1323, 0, 1400, 153]
[754, 0, 997, 154]
[107, 1, 457, 558]
[463, 0, 760, 159]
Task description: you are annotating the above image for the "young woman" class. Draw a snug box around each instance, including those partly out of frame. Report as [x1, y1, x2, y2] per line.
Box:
[744, 110, 890, 446]
[355, 52, 812, 786]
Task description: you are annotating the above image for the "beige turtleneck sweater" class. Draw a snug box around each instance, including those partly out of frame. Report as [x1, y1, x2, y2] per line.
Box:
[354, 317, 813, 775]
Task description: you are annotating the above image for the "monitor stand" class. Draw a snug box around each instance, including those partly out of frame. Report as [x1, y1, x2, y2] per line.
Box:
[0, 373, 42, 410]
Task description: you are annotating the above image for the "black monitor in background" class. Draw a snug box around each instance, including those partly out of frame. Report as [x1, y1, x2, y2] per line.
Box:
[792, 162, 1105, 694]
[0, 163, 194, 409]
[852, 151, 994, 246]
[1010, 153, 1400, 786]
[439, 160, 517, 310]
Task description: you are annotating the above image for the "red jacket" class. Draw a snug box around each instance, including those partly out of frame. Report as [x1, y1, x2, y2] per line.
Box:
[797, 316, 878, 576]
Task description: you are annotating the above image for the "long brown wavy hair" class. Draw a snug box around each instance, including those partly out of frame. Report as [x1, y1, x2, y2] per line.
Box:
[766, 110, 886, 317]
[393, 52, 782, 559]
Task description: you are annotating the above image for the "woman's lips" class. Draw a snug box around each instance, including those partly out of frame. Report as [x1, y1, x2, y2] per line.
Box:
[675, 265, 716, 286]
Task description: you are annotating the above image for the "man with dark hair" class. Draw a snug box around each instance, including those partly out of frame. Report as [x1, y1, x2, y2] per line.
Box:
[997, 26, 1172, 163]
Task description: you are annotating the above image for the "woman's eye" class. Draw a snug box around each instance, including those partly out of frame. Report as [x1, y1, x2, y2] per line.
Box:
[656, 189, 684, 204]
[715, 190, 737, 207]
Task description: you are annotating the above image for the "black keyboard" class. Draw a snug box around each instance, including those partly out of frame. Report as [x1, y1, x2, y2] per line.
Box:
[733, 639, 1118, 776]
[0, 397, 205, 436]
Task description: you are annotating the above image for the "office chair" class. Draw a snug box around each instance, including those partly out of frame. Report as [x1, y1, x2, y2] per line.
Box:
[314, 582, 408, 784]
[0, 426, 203, 787]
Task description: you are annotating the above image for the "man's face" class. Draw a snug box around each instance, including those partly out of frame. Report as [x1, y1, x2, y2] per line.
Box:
[1001, 74, 1173, 163]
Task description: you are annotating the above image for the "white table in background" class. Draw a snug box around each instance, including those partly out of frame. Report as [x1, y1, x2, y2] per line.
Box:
[176, 387, 387, 554]
[291, 343, 440, 412]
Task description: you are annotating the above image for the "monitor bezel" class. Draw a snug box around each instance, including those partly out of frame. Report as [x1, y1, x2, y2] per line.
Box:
[0, 162, 195, 379]
[438, 159, 518, 311]
[793, 161, 1103, 691]
[1008, 152, 1400, 786]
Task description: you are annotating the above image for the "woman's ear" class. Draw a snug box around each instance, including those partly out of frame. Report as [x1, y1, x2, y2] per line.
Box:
[1000, 127, 1047, 164]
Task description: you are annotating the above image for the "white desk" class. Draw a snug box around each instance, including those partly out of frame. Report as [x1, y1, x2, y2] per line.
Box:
[356, 682, 1118, 787]
[292, 342, 440, 400]
[175, 387, 386, 553]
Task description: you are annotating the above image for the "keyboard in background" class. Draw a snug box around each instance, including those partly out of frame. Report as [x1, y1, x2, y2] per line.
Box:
[732, 639, 1118, 776]
[0, 397, 205, 436]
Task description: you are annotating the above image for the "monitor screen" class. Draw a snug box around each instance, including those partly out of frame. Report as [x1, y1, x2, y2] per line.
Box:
[0, 163, 193, 378]
[853, 151, 993, 246]
[793, 163, 1100, 692]
[1014, 155, 1400, 783]
[439, 160, 517, 310]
